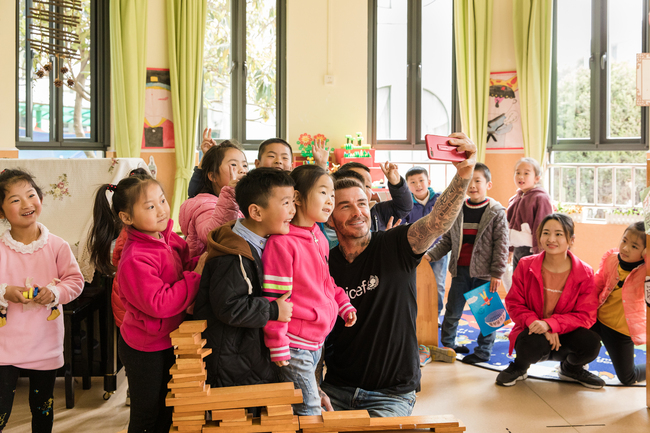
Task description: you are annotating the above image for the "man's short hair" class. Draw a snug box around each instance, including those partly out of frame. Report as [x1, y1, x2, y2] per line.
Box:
[332, 169, 366, 185]
[405, 166, 428, 180]
[235, 167, 295, 218]
[474, 162, 491, 182]
[257, 138, 294, 162]
[339, 161, 370, 173]
[334, 177, 365, 192]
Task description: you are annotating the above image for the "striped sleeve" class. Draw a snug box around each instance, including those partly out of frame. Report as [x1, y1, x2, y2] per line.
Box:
[261, 237, 293, 361]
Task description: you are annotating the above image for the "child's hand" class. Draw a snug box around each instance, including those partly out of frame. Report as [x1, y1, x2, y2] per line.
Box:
[312, 138, 330, 169]
[544, 332, 561, 351]
[345, 311, 357, 327]
[33, 285, 55, 305]
[227, 165, 244, 188]
[4, 286, 29, 304]
[423, 254, 432, 262]
[194, 253, 208, 275]
[274, 292, 293, 322]
[489, 277, 501, 293]
[385, 216, 402, 230]
[275, 360, 289, 367]
[201, 128, 217, 154]
[528, 319, 550, 334]
[380, 161, 401, 186]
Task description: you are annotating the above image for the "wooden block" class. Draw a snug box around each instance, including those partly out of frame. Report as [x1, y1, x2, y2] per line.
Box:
[261, 409, 293, 423]
[173, 384, 207, 394]
[322, 410, 370, 428]
[176, 359, 204, 370]
[218, 413, 253, 427]
[432, 420, 466, 432]
[176, 426, 202, 433]
[172, 335, 202, 346]
[175, 339, 207, 350]
[203, 416, 298, 433]
[170, 389, 302, 413]
[170, 372, 207, 383]
[173, 413, 206, 422]
[170, 365, 205, 376]
[170, 329, 200, 339]
[166, 382, 299, 408]
[168, 379, 205, 389]
[299, 414, 460, 432]
[210, 408, 248, 422]
[175, 347, 212, 359]
[261, 415, 299, 427]
[173, 420, 205, 427]
[265, 405, 293, 418]
[298, 415, 324, 430]
[179, 320, 208, 334]
[171, 385, 211, 398]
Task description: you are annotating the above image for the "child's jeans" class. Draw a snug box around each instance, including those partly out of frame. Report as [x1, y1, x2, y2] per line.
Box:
[278, 347, 322, 415]
[320, 381, 416, 417]
[429, 253, 449, 317]
[441, 266, 496, 360]
[0, 365, 57, 433]
[591, 320, 646, 385]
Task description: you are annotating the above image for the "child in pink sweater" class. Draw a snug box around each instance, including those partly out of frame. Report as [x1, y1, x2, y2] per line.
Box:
[263, 165, 357, 415]
[88, 172, 206, 432]
[0, 169, 84, 432]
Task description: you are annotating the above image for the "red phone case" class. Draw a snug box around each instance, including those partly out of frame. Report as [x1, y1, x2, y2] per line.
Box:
[425, 134, 467, 162]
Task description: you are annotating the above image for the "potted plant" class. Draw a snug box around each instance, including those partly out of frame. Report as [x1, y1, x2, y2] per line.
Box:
[606, 207, 643, 225]
[554, 202, 584, 223]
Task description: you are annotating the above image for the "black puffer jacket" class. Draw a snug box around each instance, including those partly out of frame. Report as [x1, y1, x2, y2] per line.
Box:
[193, 221, 279, 387]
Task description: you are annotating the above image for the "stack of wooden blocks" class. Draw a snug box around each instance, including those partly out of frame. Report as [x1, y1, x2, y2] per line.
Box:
[298, 411, 466, 433]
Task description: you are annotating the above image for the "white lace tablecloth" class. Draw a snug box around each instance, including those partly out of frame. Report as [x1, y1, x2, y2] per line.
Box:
[0, 158, 149, 282]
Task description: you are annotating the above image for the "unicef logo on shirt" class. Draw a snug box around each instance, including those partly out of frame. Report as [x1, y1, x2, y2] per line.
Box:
[346, 275, 379, 300]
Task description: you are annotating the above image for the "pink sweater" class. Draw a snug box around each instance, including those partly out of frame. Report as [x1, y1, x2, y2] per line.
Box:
[0, 223, 84, 370]
[262, 224, 356, 362]
[179, 187, 244, 258]
[118, 220, 201, 352]
[594, 249, 646, 345]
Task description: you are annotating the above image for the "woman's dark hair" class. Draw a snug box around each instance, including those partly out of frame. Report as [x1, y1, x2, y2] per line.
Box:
[0, 169, 44, 215]
[624, 221, 646, 248]
[87, 172, 158, 275]
[290, 165, 330, 203]
[200, 140, 245, 195]
[536, 213, 575, 245]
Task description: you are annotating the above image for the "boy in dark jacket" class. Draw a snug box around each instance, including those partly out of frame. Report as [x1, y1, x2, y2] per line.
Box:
[403, 167, 448, 328]
[427, 163, 509, 364]
[193, 168, 295, 387]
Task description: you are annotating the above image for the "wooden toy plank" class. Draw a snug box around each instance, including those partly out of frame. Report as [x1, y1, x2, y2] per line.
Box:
[299, 414, 460, 432]
[171, 386, 211, 398]
[173, 420, 205, 427]
[176, 357, 205, 366]
[168, 379, 205, 389]
[261, 409, 293, 423]
[322, 410, 370, 427]
[172, 384, 207, 394]
[179, 320, 208, 334]
[218, 413, 253, 427]
[432, 420, 466, 432]
[175, 339, 207, 350]
[176, 427, 202, 433]
[260, 415, 299, 427]
[203, 416, 298, 433]
[169, 389, 303, 412]
[175, 348, 212, 359]
[176, 359, 205, 370]
[172, 335, 202, 346]
[170, 365, 205, 375]
[265, 405, 293, 417]
[210, 408, 248, 422]
[169, 372, 207, 383]
[170, 329, 200, 339]
[173, 413, 206, 422]
[166, 383, 298, 407]
[175, 346, 209, 356]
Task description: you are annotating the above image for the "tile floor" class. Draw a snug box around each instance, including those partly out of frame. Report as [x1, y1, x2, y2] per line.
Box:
[4, 362, 648, 433]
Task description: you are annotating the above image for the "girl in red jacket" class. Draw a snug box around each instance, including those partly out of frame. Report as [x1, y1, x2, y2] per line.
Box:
[497, 213, 604, 389]
[592, 221, 647, 385]
[262, 165, 357, 415]
[88, 173, 206, 432]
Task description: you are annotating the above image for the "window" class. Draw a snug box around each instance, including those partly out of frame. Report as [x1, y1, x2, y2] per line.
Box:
[16, 0, 109, 151]
[368, 0, 456, 148]
[201, 0, 285, 148]
[549, 0, 648, 151]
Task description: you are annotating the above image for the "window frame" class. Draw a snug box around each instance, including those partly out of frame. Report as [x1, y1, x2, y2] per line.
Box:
[200, 0, 286, 151]
[367, 0, 458, 150]
[14, 0, 110, 151]
[549, 0, 649, 152]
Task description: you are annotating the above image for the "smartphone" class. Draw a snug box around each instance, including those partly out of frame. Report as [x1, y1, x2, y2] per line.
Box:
[425, 134, 467, 162]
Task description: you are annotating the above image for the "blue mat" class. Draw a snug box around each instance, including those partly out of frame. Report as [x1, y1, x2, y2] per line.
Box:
[447, 310, 646, 386]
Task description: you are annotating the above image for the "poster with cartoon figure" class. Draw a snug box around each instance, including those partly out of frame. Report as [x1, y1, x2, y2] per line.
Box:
[463, 282, 511, 336]
[486, 71, 523, 150]
[142, 68, 175, 149]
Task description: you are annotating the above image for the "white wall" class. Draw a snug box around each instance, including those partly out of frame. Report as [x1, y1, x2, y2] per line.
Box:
[490, 0, 516, 73]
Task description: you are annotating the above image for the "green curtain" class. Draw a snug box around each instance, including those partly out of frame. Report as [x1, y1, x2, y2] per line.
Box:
[167, 0, 207, 229]
[513, 0, 553, 165]
[454, 0, 493, 163]
[110, 0, 148, 158]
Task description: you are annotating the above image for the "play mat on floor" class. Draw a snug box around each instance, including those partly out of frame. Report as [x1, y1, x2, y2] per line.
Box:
[447, 310, 646, 386]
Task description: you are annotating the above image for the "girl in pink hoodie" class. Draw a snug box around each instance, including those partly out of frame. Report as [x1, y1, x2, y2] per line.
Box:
[179, 141, 247, 257]
[0, 169, 84, 432]
[262, 165, 357, 415]
[592, 221, 647, 385]
[88, 173, 206, 432]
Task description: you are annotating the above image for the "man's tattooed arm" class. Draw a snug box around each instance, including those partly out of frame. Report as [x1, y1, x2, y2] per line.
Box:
[407, 174, 470, 254]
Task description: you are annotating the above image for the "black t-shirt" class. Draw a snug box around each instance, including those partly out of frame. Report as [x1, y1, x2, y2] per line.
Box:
[324, 224, 423, 394]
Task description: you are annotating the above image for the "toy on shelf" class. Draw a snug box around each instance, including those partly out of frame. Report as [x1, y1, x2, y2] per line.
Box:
[334, 133, 384, 182]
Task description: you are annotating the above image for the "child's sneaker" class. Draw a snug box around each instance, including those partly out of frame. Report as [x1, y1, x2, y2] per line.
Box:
[429, 346, 457, 363]
[558, 362, 605, 389]
[419, 344, 431, 367]
[495, 362, 528, 386]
